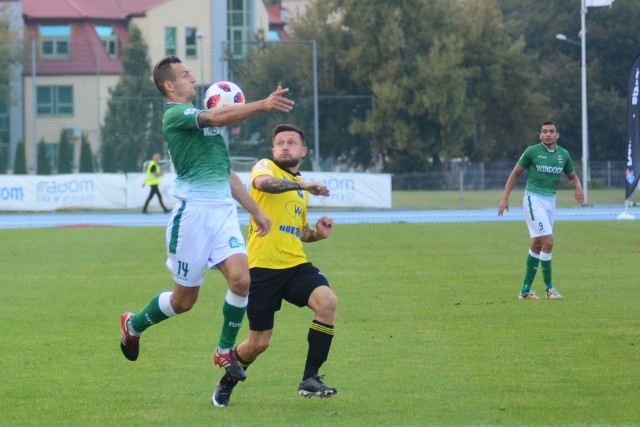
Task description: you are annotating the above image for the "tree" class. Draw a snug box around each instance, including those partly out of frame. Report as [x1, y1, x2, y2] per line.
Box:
[0, 4, 22, 108]
[496, 0, 635, 162]
[37, 138, 51, 175]
[101, 25, 164, 172]
[459, 1, 542, 163]
[291, 0, 376, 169]
[280, 0, 539, 173]
[0, 147, 6, 174]
[79, 133, 94, 173]
[101, 142, 117, 173]
[58, 129, 73, 173]
[13, 141, 26, 174]
[228, 40, 319, 167]
[0, 4, 24, 174]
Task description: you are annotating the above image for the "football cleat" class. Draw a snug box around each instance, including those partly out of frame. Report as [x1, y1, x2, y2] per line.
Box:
[214, 349, 247, 381]
[546, 287, 563, 300]
[518, 291, 540, 300]
[298, 374, 337, 398]
[120, 312, 140, 361]
[212, 378, 237, 407]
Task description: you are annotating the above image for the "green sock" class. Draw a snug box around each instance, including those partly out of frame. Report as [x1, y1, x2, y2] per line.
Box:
[217, 291, 247, 350]
[131, 292, 172, 333]
[521, 253, 540, 293]
[541, 259, 553, 290]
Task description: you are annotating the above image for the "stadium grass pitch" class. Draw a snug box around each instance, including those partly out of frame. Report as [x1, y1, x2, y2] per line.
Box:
[1, 221, 638, 426]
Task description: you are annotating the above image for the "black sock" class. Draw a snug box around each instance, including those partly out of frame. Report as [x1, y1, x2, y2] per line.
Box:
[221, 350, 252, 386]
[302, 320, 334, 381]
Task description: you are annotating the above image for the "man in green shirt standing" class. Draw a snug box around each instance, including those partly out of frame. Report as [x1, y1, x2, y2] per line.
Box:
[119, 56, 295, 390]
[498, 121, 584, 300]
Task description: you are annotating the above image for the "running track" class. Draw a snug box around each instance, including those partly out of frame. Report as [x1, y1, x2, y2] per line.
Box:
[1, 206, 637, 229]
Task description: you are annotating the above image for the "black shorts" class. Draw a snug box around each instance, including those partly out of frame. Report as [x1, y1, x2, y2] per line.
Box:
[247, 262, 329, 331]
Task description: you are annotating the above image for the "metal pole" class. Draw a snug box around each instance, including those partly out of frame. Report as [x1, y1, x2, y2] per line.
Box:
[312, 40, 319, 170]
[580, 0, 589, 204]
[459, 165, 464, 209]
[31, 39, 37, 174]
[96, 38, 101, 171]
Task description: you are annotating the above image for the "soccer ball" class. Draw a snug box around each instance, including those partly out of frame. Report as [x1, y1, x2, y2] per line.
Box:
[203, 81, 245, 110]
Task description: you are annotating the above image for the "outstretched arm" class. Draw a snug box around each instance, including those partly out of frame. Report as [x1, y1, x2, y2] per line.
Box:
[253, 175, 330, 196]
[198, 86, 295, 128]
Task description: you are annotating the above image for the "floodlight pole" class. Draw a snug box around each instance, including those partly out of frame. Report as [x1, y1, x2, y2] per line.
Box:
[580, 0, 589, 205]
[311, 39, 319, 170]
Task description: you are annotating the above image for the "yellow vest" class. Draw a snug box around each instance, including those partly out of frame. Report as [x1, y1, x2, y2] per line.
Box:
[145, 160, 161, 186]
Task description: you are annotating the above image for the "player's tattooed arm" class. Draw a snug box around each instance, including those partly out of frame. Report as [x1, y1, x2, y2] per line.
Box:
[260, 177, 302, 194]
[300, 224, 317, 242]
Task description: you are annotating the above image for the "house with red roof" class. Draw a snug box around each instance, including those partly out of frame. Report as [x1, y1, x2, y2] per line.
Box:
[4, 0, 291, 173]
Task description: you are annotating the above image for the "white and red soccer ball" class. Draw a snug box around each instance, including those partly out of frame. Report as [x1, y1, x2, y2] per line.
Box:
[203, 81, 245, 111]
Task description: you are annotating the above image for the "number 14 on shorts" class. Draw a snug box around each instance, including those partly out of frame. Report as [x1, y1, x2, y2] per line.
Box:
[178, 260, 189, 279]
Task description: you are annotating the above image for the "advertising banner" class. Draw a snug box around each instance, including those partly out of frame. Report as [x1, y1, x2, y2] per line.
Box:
[625, 54, 640, 200]
[1, 172, 391, 211]
[0, 174, 126, 211]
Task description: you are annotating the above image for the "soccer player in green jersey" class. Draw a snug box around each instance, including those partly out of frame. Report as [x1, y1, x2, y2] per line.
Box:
[119, 56, 295, 387]
[498, 121, 584, 300]
[212, 124, 337, 407]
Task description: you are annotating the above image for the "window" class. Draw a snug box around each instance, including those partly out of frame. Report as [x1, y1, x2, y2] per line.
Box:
[39, 25, 71, 58]
[227, 0, 251, 58]
[268, 30, 280, 41]
[185, 27, 197, 58]
[95, 25, 118, 57]
[37, 86, 73, 116]
[165, 27, 176, 56]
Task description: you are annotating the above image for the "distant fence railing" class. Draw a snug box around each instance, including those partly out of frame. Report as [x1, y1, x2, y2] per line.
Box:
[392, 161, 628, 191]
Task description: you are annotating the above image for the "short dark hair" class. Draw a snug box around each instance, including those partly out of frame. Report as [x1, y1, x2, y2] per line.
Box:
[273, 124, 306, 145]
[541, 120, 558, 132]
[152, 56, 182, 96]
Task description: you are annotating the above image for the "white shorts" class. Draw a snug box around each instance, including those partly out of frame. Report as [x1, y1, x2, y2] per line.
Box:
[523, 194, 555, 238]
[165, 201, 247, 287]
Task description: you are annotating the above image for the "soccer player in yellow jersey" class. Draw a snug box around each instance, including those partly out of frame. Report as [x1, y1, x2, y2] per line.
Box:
[212, 124, 337, 407]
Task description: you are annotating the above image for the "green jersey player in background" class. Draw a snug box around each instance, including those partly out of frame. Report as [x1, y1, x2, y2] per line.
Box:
[119, 56, 295, 390]
[498, 121, 584, 300]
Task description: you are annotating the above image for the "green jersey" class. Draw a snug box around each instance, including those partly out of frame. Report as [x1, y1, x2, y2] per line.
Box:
[517, 143, 575, 198]
[162, 103, 231, 203]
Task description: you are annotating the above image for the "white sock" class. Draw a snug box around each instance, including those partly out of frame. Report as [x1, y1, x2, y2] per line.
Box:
[225, 289, 248, 308]
[158, 291, 177, 317]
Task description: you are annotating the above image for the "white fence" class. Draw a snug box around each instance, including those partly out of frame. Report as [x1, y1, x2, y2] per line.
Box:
[0, 172, 391, 211]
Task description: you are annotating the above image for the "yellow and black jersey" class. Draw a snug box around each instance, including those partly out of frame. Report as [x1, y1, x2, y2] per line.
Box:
[247, 159, 309, 269]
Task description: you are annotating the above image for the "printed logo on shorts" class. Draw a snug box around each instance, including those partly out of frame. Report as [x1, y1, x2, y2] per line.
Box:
[228, 236, 245, 249]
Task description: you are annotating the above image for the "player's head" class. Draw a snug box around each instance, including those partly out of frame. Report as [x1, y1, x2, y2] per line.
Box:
[272, 124, 307, 170]
[153, 56, 197, 103]
[153, 56, 182, 96]
[540, 120, 559, 147]
[541, 120, 558, 133]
